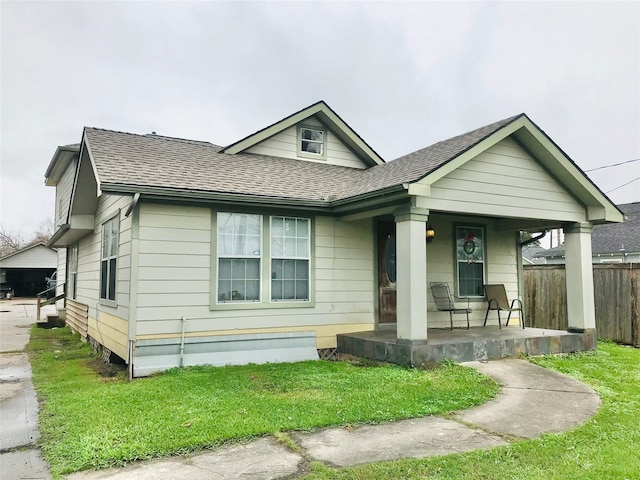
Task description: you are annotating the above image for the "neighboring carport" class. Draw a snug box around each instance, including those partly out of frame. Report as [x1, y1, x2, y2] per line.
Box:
[0, 242, 57, 297]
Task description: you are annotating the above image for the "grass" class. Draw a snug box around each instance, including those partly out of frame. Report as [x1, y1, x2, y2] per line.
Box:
[301, 341, 640, 480]
[26, 326, 499, 477]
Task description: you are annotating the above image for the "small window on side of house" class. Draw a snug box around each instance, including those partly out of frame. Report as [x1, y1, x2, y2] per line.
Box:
[100, 215, 119, 302]
[298, 127, 325, 158]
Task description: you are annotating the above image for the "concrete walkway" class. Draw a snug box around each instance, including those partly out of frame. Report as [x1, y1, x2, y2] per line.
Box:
[0, 300, 601, 480]
[0, 299, 53, 480]
[66, 360, 600, 479]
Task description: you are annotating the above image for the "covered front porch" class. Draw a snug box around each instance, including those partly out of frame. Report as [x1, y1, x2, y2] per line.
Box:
[337, 325, 597, 366]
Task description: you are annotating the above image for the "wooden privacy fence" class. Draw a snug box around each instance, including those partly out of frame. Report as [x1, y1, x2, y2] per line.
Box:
[524, 263, 639, 347]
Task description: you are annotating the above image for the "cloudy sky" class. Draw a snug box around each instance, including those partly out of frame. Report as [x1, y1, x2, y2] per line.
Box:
[1, 1, 638, 241]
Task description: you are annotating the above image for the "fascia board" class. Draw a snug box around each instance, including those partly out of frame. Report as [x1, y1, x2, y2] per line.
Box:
[101, 184, 330, 212]
[313, 107, 385, 166]
[44, 146, 79, 186]
[420, 117, 526, 187]
[222, 102, 325, 154]
[513, 118, 624, 223]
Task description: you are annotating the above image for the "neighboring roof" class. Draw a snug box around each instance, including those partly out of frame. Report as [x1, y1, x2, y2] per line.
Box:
[535, 202, 640, 258]
[0, 242, 57, 268]
[522, 244, 547, 264]
[221, 101, 385, 167]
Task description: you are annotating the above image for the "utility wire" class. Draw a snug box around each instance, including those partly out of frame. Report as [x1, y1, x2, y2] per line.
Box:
[585, 158, 640, 172]
[605, 176, 640, 194]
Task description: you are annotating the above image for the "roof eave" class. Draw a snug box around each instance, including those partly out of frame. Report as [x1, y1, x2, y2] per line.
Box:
[44, 144, 80, 186]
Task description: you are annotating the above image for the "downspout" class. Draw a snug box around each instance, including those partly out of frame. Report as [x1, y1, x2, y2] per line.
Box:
[179, 316, 187, 367]
[517, 230, 548, 328]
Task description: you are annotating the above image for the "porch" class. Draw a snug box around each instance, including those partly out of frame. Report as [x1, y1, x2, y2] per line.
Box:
[337, 326, 596, 366]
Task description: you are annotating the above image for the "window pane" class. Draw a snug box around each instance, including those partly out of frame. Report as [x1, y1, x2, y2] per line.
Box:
[219, 258, 232, 279]
[283, 259, 295, 278]
[246, 234, 261, 256]
[302, 141, 322, 154]
[246, 259, 260, 279]
[301, 128, 323, 141]
[272, 280, 283, 300]
[283, 279, 295, 299]
[284, 237, 296, 256]
[271, 260, 283, 279]
[296, 280, 308, 300]
[245, 280, 259, 301]
[218, 279, 232, 302]
[296, 239, 308, 257]
[297, 218, 309, 237]
[102, 226, 110, 258]
[108, 258, 117, 300]
[456, 227, 484, 262]
[295, 260, 309, 279]
[458, 262, 484, 297]
[231, 259, 246, 279]
[100, 260, 108, 299]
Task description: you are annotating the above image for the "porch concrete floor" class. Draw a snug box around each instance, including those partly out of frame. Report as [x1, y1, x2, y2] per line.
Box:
[337, 326, 596, 366]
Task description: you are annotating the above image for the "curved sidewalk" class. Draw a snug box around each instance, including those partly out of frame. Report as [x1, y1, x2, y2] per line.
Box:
[67, 358, 601, 480]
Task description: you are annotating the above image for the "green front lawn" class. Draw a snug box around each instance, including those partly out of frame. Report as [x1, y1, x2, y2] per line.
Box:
[27, 327, 498, 477]
[302, 341, 640, 480]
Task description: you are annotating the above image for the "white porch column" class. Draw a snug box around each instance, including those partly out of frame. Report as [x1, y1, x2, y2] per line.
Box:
[394, 206, 429, 342]
[563, 222, 596, 332]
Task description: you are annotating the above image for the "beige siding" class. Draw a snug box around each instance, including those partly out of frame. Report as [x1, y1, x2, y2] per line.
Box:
[87, 311, 129, 360]
[425, 215, 521, 328]
[75, 194, 133, 330]
[0, 246, 57, 269]
[245, 116, 367, 169]
[428, 137, 587, 222]
[134, 207, 375, 348]
[54, 159, 77, 228]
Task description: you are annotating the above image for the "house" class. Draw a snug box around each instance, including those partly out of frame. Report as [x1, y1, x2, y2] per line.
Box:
[44, 101, 623, 376]
[0, 242, 57, 297]
[534, 202, 639, 264]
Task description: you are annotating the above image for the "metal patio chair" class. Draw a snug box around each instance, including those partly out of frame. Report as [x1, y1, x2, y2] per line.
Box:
[483, 284, 525, 329]
[430, 282, 471, 330]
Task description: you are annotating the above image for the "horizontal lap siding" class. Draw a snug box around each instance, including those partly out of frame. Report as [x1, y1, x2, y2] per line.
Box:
[87, 312, 128, 360]
[134, 208, 375, 348]
[429, 138, 586, 222]
[426, 216, 520, 327]
[245, 116, 367, 169]
[75, 195, 133, 346]
[55, 160, 76, 228]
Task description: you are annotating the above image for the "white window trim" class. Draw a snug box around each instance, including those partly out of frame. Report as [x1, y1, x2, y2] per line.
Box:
[455, 224, 486, 299]
[216, 213, 263, 304]
[270, 216, 311, 303]
[100, 213, 119, 306]
[211, 211, 315, 311]
[297, 125, 326, 160]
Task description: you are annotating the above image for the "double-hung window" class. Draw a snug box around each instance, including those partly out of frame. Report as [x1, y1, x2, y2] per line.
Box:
[100, 216, 119, 302]
[270, 217, 310, 301]
[298, 126, 325, 157]
[217, 213, 262, 302]
[215, 213, 311, 305]
[455, 225, 485, 298]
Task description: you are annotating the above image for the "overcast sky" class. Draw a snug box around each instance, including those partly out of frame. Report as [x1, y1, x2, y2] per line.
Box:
[1, 1, 638, 241]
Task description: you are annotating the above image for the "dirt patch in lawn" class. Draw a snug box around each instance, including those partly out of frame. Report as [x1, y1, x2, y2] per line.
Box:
[86, 358, 127, 379]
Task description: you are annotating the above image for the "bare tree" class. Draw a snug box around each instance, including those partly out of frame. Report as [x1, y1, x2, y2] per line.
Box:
[0, 228, 24, 257]
[31, 218, 55, 245]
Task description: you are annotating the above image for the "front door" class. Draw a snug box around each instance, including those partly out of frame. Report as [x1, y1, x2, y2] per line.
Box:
[377, 221, 397, 324]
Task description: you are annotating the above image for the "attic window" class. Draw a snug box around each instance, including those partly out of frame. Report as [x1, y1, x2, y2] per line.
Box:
[298, 127, 325, 158]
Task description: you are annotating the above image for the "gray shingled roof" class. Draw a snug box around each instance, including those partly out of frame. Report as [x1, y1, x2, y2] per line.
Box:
[535, 202, 640, 257]
[84, 114, 522, 203]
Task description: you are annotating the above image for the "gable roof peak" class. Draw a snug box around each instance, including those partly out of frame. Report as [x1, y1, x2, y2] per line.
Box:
[221, 101, 385, 167]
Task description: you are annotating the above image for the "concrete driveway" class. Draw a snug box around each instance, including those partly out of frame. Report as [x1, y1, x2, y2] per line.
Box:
[0, 299, 52, 480]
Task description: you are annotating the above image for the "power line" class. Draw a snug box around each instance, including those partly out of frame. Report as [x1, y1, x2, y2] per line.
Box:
[584, 158, 640, 172]
[605, 176, 640, 194]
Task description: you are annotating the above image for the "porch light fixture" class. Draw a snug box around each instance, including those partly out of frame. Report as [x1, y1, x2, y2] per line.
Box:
[425, 225, 436, 243]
